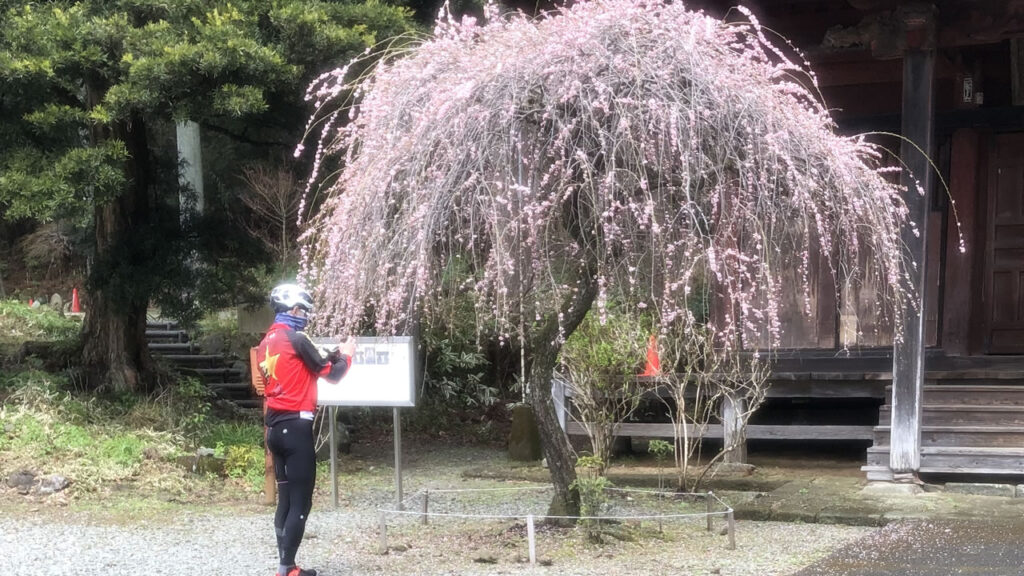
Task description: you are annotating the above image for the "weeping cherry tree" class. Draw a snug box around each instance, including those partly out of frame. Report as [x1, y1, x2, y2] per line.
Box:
[299, 0, 922, 516]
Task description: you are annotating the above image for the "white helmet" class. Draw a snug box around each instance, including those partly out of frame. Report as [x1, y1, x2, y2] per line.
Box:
[270, 283, 314, 314]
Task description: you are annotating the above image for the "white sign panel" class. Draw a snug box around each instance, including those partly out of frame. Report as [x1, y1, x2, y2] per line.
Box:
[312, 336, 416, 407]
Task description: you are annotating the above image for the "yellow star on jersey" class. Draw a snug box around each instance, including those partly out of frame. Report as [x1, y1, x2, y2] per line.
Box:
[260, 346, 280, 381]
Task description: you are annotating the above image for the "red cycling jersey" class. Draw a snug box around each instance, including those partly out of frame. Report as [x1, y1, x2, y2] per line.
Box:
[256, 322, 350, 413]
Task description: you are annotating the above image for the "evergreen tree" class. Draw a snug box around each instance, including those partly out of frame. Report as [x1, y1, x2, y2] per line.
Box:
[0, 0, 414, 392]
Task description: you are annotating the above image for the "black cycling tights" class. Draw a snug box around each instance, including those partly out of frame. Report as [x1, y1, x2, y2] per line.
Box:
[267, 418, 316, 567]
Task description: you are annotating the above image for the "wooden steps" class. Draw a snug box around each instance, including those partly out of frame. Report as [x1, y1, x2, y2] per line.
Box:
[873, 425, 1024, 448]
[864, 384, 1024, 478]
[866, 446, 1024, 475]
[878, 405, 1024, 426]
[146, 320, 256, 408]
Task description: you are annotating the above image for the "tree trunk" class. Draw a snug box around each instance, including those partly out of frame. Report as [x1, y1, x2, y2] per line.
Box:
[529, 341, 579, 518]
[81, 288, 151, 393]
[81, 113, 155, 393]
[527, 276, 598, 519]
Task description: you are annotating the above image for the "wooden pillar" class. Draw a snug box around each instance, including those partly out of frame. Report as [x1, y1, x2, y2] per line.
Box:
[721, 393, 747, 464]
[890, 5, 936, 481]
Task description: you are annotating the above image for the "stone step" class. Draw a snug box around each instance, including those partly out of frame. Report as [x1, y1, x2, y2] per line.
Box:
[148, 342, 200, 353]
[878, 405, 1024, 426]
[145, 329, 190, 343]
[186, 368, 247, 385]
[865, 445, 1024, 474]
[158, 354, 228, 367]
[146, 320, 180, 331]
[885, 384, 1024, 406]
[872, 425, 1024, 448]
[146, 317, 257, 410]
[208, 382, 253, 393]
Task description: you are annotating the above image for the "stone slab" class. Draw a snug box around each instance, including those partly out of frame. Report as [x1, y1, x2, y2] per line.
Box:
[816, 502, 887, 527]
[731, 494, 773, 521]
[770, 500, 819, 523]
[944, 483, 1015, 498]
[860, 482, 924, 497]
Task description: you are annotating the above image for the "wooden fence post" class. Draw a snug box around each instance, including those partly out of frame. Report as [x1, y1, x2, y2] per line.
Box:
[727, 509, 736, 550]
[706, 491, 713, 532]
[421, 490, 429, 525]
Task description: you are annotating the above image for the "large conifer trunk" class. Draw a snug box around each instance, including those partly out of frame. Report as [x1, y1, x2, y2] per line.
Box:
[81, 283, 151, 393]
[81, 114, 155, 393]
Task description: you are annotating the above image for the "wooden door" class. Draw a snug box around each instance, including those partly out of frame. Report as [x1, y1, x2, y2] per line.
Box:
[984, 133, 1024, 353]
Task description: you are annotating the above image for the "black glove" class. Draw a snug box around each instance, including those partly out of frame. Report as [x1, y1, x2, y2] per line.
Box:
[327, 348, 344, 364]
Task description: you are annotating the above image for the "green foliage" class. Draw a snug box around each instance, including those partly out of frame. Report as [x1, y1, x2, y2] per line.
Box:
[0, 299, 81, 342]
[203, 420, 263, 448]
[0, 369, 178, 491]
[648, 439, 672, 461]
[202, 419, 264, 491]
[191, 308, 248, 357]
[648, 439, 672, 490]
[99, 434, 145, 467]
[570, 455, 612, 542]
[561, 306, 649, 383]
[560, 305, 649, 470]
[574, 454, 605, 470]
[0, 366, 275, 496]
[1, 0, 415, 221]
[420, 260, 496, 411]
[422, 333, 493, 407]
[0, 0, 416, 366]
[175, 376, 213, 447]
[220, 442, 265, 491]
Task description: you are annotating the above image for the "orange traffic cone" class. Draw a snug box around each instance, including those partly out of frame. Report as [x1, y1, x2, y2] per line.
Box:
[71, 288, 81, 313]
[640, 335, 661, 376]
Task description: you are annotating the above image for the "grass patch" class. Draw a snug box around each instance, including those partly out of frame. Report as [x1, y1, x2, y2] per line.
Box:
[203, 420, 264, 448]
[0, 368, 267, 498]
[0, 299, 80, 344]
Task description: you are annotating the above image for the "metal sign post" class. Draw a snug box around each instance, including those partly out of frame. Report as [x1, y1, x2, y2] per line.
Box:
[394, 407, 403, 510]
[330, 405, 338, 508]
[314, 336, 416, 513]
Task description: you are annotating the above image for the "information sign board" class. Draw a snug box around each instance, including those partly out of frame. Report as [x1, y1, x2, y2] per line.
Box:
[312, 336, 416, 407]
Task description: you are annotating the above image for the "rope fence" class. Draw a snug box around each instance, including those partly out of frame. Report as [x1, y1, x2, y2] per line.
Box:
[376, 486, 736, 562]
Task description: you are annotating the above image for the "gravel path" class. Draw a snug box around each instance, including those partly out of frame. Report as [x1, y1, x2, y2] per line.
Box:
[0, 493, 872, 576]
[0, 446, 875, 575]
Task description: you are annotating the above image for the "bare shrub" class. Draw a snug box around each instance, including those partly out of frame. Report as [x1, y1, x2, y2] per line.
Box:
[19, 222, 77, 279]
[237, 163, 302, 267]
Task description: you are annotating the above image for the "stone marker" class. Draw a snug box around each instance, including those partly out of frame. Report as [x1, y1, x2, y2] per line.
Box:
[176, 447, 226, 476]
[508, 404, 542, 461]
[37, 474, 70, 495]
[6, 470, 36, 495]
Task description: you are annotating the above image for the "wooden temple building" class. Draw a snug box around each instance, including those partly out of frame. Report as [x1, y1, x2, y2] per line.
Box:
[562, 0, 1024, 482]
